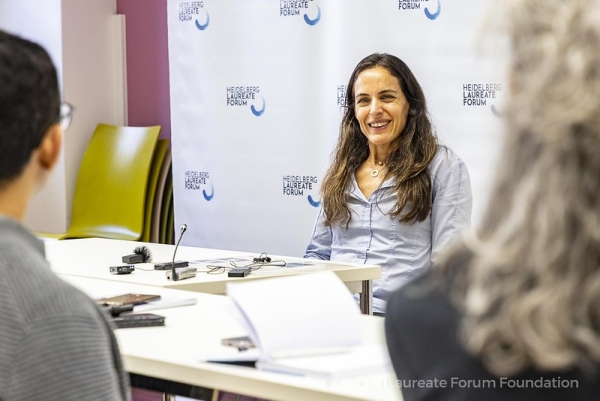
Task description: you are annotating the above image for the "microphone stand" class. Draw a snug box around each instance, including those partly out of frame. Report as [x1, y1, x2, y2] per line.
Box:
[171, 224, 187, 281]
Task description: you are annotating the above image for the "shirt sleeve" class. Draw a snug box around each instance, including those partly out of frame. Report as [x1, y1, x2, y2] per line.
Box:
[9, 313, 129, 401]
[430, 152, 473, 264]
[303, 207, 333, 260]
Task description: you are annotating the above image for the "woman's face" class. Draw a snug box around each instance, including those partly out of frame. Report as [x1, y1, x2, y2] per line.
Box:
[353, 66, 410, 148]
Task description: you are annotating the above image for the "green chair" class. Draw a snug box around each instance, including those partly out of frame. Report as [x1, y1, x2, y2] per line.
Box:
[60, 123, 161, 241]
[140, 139, 170, 243]
[159, 169, 174, 245]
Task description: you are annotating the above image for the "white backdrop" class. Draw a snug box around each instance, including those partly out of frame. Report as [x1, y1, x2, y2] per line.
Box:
[167, 0, 507, 256]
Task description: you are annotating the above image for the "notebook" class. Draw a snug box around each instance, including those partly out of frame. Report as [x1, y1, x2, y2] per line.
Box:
[207, 271, 392, 378]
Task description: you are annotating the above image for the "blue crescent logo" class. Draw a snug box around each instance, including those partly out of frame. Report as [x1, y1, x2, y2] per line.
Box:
[307, 195, 321, 208]
[304, 4, 321, 26]
[195, 11, 210, 30]
[251, 96, 266, 116]
[424, 0, 441, 20]
[491, 104, 503, 118]
[202, 183, 214, 201]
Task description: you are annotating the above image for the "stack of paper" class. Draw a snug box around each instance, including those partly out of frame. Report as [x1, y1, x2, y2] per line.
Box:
[255, 344, 391, 378]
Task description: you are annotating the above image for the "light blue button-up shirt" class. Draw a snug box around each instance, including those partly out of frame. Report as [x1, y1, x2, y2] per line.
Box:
[304, 146, 472, 313]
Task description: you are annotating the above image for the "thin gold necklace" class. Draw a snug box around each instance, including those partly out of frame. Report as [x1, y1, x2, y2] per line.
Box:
[371, 160, 385, 178]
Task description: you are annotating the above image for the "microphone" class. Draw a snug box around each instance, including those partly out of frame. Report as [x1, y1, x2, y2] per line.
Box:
[166, 224, 196, 281]
[135, 246, 152, 262]
[122, 245, 152, 264]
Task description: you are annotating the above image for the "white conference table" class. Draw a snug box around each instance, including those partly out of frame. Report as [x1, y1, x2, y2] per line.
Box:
[61, 275, 403, 401]
[44, 238, 380, 314]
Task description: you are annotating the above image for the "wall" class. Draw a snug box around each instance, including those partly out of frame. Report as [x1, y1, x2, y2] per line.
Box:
[0, 0, 127, 233]
[60, 0, 126, 229]
[0, 0, 68, 232]
[117, 0, 171, 141]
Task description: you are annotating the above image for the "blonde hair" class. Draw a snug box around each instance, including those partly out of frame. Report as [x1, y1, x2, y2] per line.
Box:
[453, 0, 600, 376]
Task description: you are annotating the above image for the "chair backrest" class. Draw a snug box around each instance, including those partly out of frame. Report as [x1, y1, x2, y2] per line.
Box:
[159, 169, 174, 245]
[63, 123, 161, 241]
[141, 139, 171, 243]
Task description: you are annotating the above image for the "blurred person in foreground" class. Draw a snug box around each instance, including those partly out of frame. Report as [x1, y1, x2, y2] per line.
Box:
[304, 52, 472, 315]
[385, 0, 600, 399]
[0, 30, 129, 400]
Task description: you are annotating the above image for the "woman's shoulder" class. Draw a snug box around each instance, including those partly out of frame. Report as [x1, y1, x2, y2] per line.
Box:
[431, 144, 467, 169]
[428, 145, 471, 190]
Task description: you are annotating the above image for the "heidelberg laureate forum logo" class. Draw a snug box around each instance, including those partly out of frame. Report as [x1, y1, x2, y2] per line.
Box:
[397, 0, 441, 20]
[184, 170, 214, 201]
[280, 0, 322, 26]
[178, 1, 210, 31]
[337, 85, 347, 107]
[283, 174, 321, 208]
[462, 82, 503, 117]
[226, 86, 266, 117]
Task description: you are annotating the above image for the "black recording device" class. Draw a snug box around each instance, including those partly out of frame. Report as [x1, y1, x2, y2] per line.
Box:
[167, 224, 195, 281]
[122, 253, 143, 264]
[228, 267, 251, 277]
[122, 246, 152, 264]
[112, 313, 165, 329]
[110, 265, 135, 274]
[154, 260, 189, 270]
[101, 304, 165, 328]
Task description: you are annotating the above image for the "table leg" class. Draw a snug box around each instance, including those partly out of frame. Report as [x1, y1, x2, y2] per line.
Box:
[359, 280, 373, 315]
[131, 374, 213, 400]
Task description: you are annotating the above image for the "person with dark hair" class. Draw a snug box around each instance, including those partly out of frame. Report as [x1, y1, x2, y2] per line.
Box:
[385, 0, 600, 399]
[0, 30, 130, 400]
[304, 52, 472, 315]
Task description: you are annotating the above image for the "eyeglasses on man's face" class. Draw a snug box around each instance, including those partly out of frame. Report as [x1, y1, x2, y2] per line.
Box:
[59, 102, 74, 131]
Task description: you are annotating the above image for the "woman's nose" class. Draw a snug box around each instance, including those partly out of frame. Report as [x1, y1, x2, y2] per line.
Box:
[369, 100, 383, 114]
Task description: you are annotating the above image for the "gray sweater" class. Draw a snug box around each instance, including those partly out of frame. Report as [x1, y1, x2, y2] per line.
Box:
[0, 217, 130, 400]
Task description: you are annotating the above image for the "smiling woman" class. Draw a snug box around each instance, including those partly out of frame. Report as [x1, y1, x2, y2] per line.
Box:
[303, 53, 473, 314]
